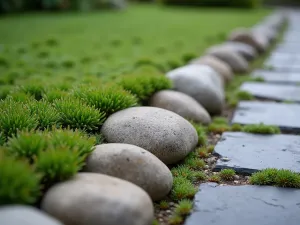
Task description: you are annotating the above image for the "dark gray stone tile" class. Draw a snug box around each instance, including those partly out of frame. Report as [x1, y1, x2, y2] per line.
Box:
[231, 101, 300, 132]
[252, 70, 300, 84]
[240, 82, 300, 102]
[185, 183, 300, 225]
[213, 132, 300, 174]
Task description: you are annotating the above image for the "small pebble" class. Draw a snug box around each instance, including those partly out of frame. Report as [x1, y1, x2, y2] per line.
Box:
[234, 180, 239, 184]
[234, 175, 240, 180]
[213, 172, 217, 175]
[245, 176, 250, 180]
[205, 165, 209, 169]
[216, 134, 221, 138]
[221, 157, 230, 162]
[166, 210, 171, 214]
[159, 218, 164, 222]
[169, 202, 175, 206]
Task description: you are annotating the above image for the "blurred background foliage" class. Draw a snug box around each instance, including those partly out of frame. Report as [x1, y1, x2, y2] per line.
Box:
[1, 0, 299, 14]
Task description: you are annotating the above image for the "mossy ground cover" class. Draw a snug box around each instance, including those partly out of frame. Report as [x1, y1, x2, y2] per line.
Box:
[0, 4, 270, 90]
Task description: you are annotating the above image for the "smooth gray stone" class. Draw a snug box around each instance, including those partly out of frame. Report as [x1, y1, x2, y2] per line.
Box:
[252, 70, 300, 84]
[0, 205, 63, 225]
[213, 132, 300, 174]
[240, 82, 300, 102]
[231, 101, 300, 132]
[184, 183, 300, 225]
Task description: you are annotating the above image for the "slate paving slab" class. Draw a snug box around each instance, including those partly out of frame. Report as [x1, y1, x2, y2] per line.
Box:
[184, 183, 300, 225]
[213, 132, 300, 174]
[240, 82, 300, 102]
[252, 70, 300, 84]
[231, 101, 300, 132]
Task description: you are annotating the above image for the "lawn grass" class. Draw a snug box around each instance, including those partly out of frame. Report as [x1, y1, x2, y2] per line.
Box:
[0, 3, 270, 89]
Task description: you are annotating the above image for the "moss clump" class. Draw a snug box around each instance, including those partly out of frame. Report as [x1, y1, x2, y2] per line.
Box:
[219, 169, 236, 181]
[35, 147, 83, 186]
[196, 146, 210, 158]
[242, 123, 280, 134]
[175, 199, 193, 216]
[171, 165, 195, 181]
[53, 98, 105, 133]
[168, 215, 183, 225]
[189, 121, 207, 146]
[73, 85, 138, 118]
[5, 131, 48, 162]
[119, 74, 172, 104]
[159, 200, 169, 210]
[184, 157, 205, 170]
[20, 83, 46, 100]
[181, 52, 197, 64]
[208, 174, 221, 183]
[250, 168, 300, 188]
[0, 98, 38, 140]
[27, 100, 60, 130]
[231, 123, 243, 132]
[192, 171, 207, 181]
[207, 117, 231, 134]
[42, 89, 69, 102]
[0, 153, 41, 204]
[171, 177, 197, 200]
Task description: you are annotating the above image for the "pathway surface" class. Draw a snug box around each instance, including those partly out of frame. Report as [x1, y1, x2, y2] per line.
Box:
[185, 10, 300, 225]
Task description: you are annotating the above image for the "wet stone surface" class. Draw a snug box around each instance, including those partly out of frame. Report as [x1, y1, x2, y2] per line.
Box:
[184, 183, 300, 225]
[231, 101, 300, 132]
[252, 70, 300, 84]
[213, 132, 300, 174]
[240, 82, 300, 102]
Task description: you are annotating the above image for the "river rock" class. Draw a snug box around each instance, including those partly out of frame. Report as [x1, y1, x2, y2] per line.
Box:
[101, 107, 198, 164]
[228, 28, 268, 53]
[150, 90, 211, 124]
[41, 173, 154, 225]
[85, 143, 173, 201]
[0, 205, 63, 225]
[190, 55, 233, 83]
[166, 64, 225, 114]
[206, 47, 249, 73]
[223, 42, 258, 61]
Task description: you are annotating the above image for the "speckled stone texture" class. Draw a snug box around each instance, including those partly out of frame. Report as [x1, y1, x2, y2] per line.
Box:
[185, 183, 300, 225]
[101, 107, 198, 164]
[232, 101, 300, 132]
[240, 82, 300, 102]
[42, 173, 154, 225]
[252, 70, 300, 84]
[85, 143, 173, 201]
[150, 90, 211, 125]
[0, 205, 63, 225]
[213, 132, 300, 174]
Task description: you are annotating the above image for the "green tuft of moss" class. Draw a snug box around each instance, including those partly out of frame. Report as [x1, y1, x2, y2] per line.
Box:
[35, 147, 83, 187]
[175, 199, 193, 216]
[219, 169, 236, 181]
[0, 152, 41, 204]
[73, 85, 138, 118]
[189, 121, 207, 146]
[53, 97, 105, 133]
[184, 157, 205, 170]
[0, 98, 38, 140]
[171, 177, 197, 200]
[168, 214, 183, 225]
[158, 200, 169, 210]
[119, 74, 172, 104]
[242, 123, 280, 134]
[250, 168, 300, 188]
[27, 100, 60, 130]
[208, 174, 221, 183]
[6, 131, 48, 162]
